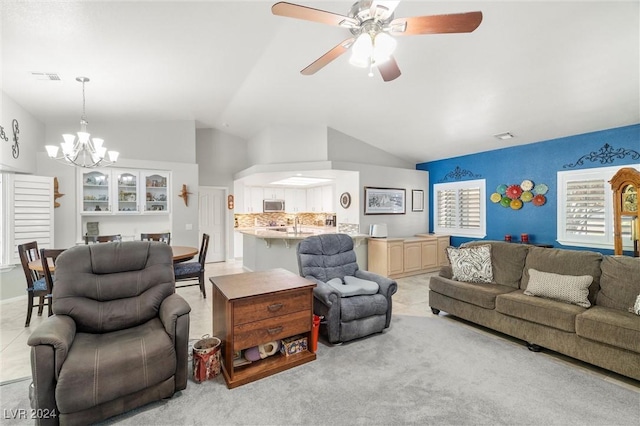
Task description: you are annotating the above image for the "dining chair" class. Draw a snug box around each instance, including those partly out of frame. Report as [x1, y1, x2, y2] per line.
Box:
[141, 232, 171, 245]
[84, 234, 122, 244]
[174, 233, 210, 297]
[40, 248, 65, 303]
[18, 241, 51, 327]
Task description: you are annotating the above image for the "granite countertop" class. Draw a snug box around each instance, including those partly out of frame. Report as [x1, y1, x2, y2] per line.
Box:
[238, 228, 368, 240]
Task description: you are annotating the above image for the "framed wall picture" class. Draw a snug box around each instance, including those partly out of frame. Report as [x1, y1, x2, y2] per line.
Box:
[412, 190, 424, 212]
[364, 187, 405, 215]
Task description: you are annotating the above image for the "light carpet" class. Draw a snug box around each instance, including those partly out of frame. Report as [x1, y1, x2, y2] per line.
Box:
[2, 315, 638, 425]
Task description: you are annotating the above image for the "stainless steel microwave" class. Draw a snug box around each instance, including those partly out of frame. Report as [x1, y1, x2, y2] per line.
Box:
[263, 199, 285, 212]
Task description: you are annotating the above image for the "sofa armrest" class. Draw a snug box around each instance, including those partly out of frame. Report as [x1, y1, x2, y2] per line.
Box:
[305, 276, 342, 343]
[159, 294, 191, 391]
[305, 276, 340, 307]
[355, 269, 398, 298]
[28, 315, 76, 379]
[439, 265, 453, 279]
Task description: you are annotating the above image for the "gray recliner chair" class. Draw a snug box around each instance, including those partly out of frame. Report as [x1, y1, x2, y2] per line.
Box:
[28, 241, 191, 425]
[297, 234, 397, 343]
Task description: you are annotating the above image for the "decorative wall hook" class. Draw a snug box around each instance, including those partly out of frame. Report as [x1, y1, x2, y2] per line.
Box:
[178, 184, 192, 206]
[53, 177, 65, 208]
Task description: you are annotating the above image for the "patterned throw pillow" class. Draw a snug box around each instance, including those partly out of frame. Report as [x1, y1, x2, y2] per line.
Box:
[525, 268, 593, 308]
[633, 295, 640, 315]
[446, 245, 493, 283]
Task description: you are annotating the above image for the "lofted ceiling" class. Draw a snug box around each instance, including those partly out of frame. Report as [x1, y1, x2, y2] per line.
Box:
[1, 1, 638, 164]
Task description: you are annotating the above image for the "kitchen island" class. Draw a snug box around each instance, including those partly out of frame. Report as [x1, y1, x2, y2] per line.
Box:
[238, 228, 368, 274]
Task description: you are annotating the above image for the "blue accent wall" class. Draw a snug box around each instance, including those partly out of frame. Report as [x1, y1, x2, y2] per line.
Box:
[416, 124, 640, 254]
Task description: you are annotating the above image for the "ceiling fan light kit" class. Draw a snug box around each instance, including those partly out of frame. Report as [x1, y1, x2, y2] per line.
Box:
[272, 1, 482, 82]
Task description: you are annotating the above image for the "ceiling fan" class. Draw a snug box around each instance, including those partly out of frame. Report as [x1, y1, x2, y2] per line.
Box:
[272, 1, 483, 82]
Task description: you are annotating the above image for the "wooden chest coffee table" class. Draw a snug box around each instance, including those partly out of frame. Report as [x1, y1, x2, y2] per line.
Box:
[210, 268, 317, 388]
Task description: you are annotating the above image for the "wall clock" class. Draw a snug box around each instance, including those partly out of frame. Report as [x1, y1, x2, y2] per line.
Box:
[340, 192, 351, 209]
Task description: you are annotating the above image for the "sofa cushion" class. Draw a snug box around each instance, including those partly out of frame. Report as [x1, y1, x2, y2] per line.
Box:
[496, 290, 585, 332]
[596, 256, 640, 313]
[55, 318, 176, 413]
[524, 268, 593, 308]
[521, 246, 602, 305]
[576, 306, 640, 353]
[429, 276, 516, 310]
[340, 293, 388, 322]
[446, 245, 493, 283]
[462, 241, 530, 288]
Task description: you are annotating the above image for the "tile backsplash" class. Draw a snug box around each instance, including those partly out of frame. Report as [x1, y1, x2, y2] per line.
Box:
[235, 212, 336, 228]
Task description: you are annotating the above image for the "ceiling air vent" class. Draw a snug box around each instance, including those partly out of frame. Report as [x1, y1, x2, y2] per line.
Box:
[31, 72, 61, 81]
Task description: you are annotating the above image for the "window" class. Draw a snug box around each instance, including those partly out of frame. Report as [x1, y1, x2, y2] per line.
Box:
[433, 179, 486, 238]
[557, 165, 639, 249]
[0, 172, 54, 266]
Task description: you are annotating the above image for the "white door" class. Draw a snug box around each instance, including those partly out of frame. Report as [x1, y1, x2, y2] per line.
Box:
[199, 187, 225, 262]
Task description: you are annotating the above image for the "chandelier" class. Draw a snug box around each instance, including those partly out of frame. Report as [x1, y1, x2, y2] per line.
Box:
[45, 77, 119, 168]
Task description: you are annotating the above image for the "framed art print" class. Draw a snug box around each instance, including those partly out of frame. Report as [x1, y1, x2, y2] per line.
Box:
[364, 187, 405, 215]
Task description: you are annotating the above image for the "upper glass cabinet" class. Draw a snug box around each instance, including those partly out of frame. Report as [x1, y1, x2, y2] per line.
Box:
[116, 171, 139, 213]
[143, 172, 170, 214]
[81, 170, 111, 214]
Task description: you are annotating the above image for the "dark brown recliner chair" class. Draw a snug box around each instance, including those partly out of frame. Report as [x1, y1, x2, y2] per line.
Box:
[28, 241, 191, 425]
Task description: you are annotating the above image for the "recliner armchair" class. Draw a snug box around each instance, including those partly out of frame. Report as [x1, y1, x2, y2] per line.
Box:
[297, 234, 397, 343]
[28, 241, 191, 425]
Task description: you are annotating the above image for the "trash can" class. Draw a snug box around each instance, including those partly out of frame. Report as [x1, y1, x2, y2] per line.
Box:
[192, 335, 221, 383]
[311, 315, 322, 352]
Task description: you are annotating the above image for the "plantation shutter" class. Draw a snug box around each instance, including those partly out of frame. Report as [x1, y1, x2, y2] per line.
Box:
[564, 179, 606, 237]
[8, 174, 54, 264]
[434, 179, 485, 237]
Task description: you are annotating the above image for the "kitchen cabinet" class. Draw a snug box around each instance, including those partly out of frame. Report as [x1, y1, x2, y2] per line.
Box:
[242, 187, 264, 213]
[79, 168, 170, 216]
[368, 235, 450, 279]
[263, 188, 285, 200]
[285, 188, 306, 213]
[306, 185, 334, 212]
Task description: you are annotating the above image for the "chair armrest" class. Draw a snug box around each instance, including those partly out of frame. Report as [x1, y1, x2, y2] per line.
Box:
[159, 293, 191, 391]
[305, 276, 341, 306]
[159, 293, 192, 340]
[27, 315, 76, 379]
[355, 269, 398, 297]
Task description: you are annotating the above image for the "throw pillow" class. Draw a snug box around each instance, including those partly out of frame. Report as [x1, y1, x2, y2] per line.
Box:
[446, 245, 493, 283]
[524, 268, 593, 308]
[632, 295, 640, 315]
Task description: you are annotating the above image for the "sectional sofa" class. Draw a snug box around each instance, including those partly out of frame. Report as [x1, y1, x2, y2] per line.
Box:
[428, 240, 640, 381]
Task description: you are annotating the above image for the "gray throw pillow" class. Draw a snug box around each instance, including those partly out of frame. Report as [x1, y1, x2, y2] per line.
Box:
[524, 268, 593, 308]
[446, 245, 493, 283]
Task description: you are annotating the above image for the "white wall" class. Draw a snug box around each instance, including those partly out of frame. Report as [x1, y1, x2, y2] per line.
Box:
[328, 127, 414, 169]
[1, 91, 45, 173]
[197, 128, 250, 259]
[247, 125, 327, 165]
[334, 161, 430, 237]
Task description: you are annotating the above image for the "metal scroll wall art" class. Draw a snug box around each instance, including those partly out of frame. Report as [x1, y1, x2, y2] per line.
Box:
[490, 179, 548, 210]
[0, 119, 20, 159]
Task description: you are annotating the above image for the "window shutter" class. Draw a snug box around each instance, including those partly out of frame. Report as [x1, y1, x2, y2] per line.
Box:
[459, 187, 481, 229]
[8, 174, 54, 264]
[564, 179, 606, 237]
[434, 179, 485, 238]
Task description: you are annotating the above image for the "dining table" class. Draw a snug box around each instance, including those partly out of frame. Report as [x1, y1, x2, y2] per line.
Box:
[28, 245, 199, 273]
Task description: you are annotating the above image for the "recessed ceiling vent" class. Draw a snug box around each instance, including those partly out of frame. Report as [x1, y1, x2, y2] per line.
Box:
[494, 132, 515, 140]
[31, 72, 61, 81]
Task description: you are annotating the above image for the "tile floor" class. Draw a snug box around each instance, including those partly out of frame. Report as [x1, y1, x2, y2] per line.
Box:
[1, 260, 637, 393]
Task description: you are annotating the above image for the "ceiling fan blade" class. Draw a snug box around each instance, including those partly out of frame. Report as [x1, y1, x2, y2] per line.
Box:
[390, 11, 483, 35]
[272, 2, 359, 28]
[377, 56, 401, 82]
[301, 38, 355, 75]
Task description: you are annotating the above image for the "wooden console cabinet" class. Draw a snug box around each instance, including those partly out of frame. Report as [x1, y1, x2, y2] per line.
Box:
[368, 235, 450, 279]
[210, 268, 316, 389]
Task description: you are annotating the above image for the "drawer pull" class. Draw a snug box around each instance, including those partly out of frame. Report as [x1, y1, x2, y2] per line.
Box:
[267, 326, 283, 335]
[267, 303, 284, 312]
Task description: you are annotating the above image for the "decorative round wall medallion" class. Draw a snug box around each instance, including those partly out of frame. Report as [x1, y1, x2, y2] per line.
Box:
[340, 192, 351, 209]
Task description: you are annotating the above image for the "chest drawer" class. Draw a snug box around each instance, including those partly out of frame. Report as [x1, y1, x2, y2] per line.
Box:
[233, 289, 310, 326]
[233, 309, 310, 351]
